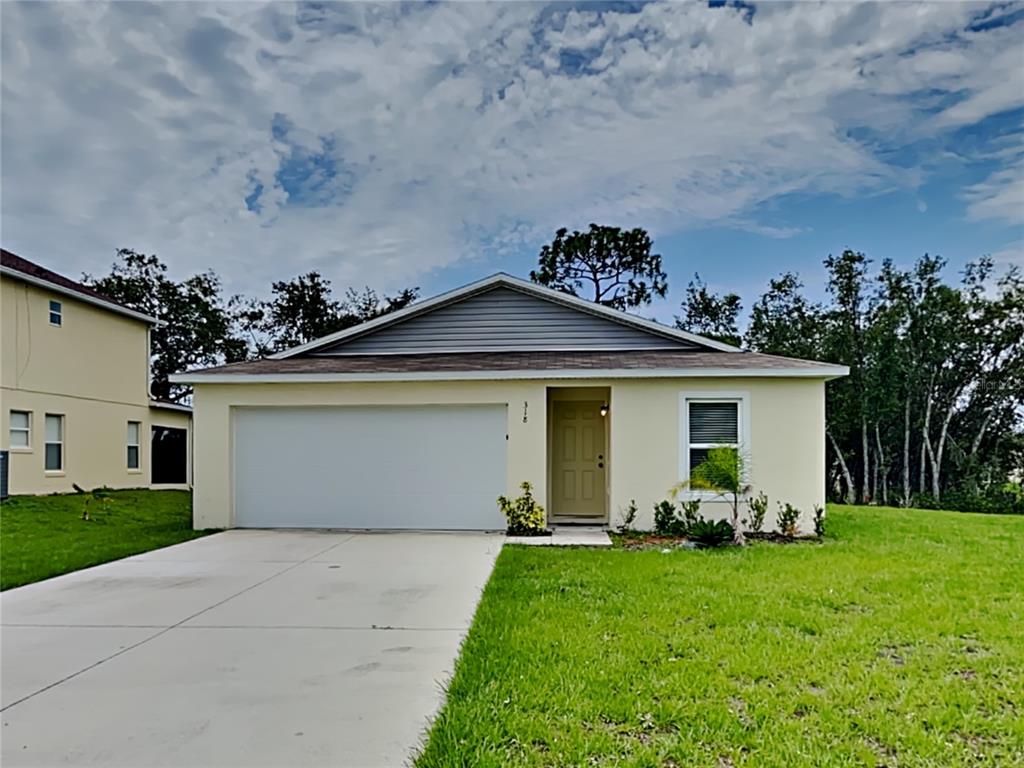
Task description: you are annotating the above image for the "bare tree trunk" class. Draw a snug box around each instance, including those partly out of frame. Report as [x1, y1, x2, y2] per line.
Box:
[931, 402, 958, 502]
[970, 410, 993, 458]
[920, 384, 934, 495]
[861, 419, 870, 504]
[828, 431, 855, 504]
[875, 423, 888, 506]
[902, 397, 912, 507]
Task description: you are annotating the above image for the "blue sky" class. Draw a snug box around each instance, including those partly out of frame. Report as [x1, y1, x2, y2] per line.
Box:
[1, 1, 1021, 323]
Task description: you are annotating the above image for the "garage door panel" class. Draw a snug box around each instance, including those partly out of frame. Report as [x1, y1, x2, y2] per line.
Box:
[233, 405, 507, 529]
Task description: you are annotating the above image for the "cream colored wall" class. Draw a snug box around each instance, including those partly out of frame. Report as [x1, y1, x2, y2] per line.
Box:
[1, 277, 150, 404]
[0, 391, 194, 494]
[190, 377, 826, 532]
[609, 378, 826, 535]
[1, 275, 192, 494]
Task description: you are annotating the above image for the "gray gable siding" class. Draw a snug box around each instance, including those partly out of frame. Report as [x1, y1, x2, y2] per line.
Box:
[312, 287, 695, 355]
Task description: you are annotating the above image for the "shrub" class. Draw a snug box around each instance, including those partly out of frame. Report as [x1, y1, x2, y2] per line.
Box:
[776, 502, 801, 537]
[915, 490, 1024, 515]
[498, 482, 546, 535]
[687, 519, 734, 547]
[653, 500, 681, 536]
[679, 499, 702, 533]
[813, 505, 825, 537]
[617, 499, 638, 534]
[746, 491, 768, 533]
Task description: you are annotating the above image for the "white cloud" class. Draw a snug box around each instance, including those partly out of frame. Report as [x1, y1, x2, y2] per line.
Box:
[1, 1, 1022, 295]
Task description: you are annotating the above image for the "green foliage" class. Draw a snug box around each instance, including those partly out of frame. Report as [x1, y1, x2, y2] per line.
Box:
[678, 499, 702, 532]
[85, 249, 246, 402]
[813, 504, 825, 537]
[616, 499, 638, 534]
[776, 502, 802, 537]
[497, 482, 546, 536]
[530, 224, 668, 310]
[915, 489, 1024, 516]
[744, 251, 1023, 510]
[675, 273, 742, 346]
[746, 491, 768, 533]
[673, 446, 749, 545]
[686, 519, 735, 548]
[236, 273, 420, 355]
[653, 500, 681, 536]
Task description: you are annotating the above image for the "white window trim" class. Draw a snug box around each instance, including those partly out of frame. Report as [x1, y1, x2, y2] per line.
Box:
[44, 413, 65, 474]
[127, 421, 142, 472]
[678, 391, 751, 500]
[9, 410, 32, 452]
[49, 299, 63, 327]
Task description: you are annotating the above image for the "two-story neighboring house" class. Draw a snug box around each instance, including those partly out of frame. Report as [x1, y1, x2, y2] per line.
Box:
[1, 249, 191, 495]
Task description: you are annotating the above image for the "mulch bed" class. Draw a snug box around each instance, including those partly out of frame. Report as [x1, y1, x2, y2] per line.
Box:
[616, 531, 821, 550]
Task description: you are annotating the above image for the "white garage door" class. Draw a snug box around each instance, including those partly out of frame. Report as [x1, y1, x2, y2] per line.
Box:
[233, 405, 508, 529]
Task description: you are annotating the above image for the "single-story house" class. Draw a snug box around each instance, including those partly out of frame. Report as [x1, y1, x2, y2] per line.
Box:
[173, 274, 847, 532]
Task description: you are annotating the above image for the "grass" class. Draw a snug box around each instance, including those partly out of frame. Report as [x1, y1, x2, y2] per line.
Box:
[0, 489, 215, 590]
[417, 506, 1024, 767]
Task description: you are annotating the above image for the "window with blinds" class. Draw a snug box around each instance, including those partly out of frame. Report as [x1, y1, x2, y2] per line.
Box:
[687, 400, 740, 478]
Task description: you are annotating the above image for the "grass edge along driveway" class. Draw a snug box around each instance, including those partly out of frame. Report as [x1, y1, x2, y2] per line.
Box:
[416, 505, 1024, 768]
[1, 489, 214, 590]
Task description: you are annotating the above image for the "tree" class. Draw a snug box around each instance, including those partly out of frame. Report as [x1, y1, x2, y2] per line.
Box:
[238, 272, 420, 355]
[745, 273, 824, 360]
[675, 274, 742, 346]
[530, 224, 668, 310]
[85, 249, 245, 402]
[672, 446, 750, 546]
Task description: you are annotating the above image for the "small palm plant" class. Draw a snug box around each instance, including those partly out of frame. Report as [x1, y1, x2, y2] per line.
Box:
[671, 446, 749, 546]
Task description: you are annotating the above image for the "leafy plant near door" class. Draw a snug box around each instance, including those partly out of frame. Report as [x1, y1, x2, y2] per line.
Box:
[497, 482, 547, 536]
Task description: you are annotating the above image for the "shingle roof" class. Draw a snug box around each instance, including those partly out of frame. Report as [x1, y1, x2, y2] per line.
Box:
[177, 349, 847, 380]
[1, 248, 158, 324]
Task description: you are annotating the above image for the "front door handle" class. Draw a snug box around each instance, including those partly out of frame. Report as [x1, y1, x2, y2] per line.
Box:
[598, 462, 604, 468]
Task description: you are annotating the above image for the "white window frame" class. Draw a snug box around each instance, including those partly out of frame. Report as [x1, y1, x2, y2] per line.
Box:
[9, 410, 32, 451]
[678, 391, 751, 499]
[127, 421, 141, 471]
[44, 413, 65, 473]
[49, 299, 62, 326]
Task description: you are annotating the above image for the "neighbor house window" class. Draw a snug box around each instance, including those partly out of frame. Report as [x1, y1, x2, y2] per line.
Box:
[680, 393, 749, 484]
[45, 414, 64, 471]
[127, 421, 141, 470]
[9, 411, 31, 449]
[49, 300, 62, 326]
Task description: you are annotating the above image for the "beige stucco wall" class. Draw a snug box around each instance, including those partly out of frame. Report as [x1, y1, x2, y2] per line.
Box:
[2, 277, 150, 403]
[1, 274, 192, 494]
[190, 376, 826, 533]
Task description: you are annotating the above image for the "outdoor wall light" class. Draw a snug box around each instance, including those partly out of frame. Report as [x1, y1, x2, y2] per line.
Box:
[599, 403, 609, 417]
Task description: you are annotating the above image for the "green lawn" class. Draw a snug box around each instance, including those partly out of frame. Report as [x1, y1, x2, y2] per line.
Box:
[0, 489, 214, 590]
[417, 506, 1024, 767]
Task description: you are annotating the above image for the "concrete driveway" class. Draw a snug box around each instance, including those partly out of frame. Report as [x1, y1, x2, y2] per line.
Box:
[1, 530, 503, 767]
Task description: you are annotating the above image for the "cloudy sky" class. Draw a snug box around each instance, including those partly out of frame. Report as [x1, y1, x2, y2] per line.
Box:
[2, 1, 1022, 318]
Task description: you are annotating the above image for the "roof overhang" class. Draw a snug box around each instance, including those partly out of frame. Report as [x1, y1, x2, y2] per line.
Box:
[172, 365, 849, 385]
[1, 265, 163, 325]
[270, 273, 740, 358]
[149, 399, 193, 413]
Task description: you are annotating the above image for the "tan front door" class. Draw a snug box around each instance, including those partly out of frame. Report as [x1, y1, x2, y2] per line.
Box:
[551, 400, 607, 520]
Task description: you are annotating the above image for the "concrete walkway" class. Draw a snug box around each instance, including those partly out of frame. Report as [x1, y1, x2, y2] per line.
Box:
[507, 526, 613, 546]
[1, 530, 503, 767]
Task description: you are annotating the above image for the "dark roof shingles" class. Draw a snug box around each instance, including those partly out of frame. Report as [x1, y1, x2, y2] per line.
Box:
[1, 248, 143, 318]
[185, 349, 841, 377]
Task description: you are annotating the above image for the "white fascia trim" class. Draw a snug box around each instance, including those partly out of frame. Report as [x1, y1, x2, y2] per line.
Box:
[171, 365, 849, 385]
[270, 273, 740, 359]
[2, 267, 163, 325]
[149, 400, 193, 413]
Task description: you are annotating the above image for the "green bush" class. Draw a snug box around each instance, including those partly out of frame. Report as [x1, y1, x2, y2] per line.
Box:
[653, 500, 681, 535]
[616, 499, 638, 534]
[813, 504, 825, 537]
[746, 491, 768, 533]
[679, 499, 702, 532]
[498, 482, 546, 536]
[776, 502, 801, 537]
[915, 489, 1024, 515]
[687, 519, 734, 547]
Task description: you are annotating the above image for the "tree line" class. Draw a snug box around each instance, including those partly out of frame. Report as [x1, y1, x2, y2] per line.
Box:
[86, 224, 1022, 511]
